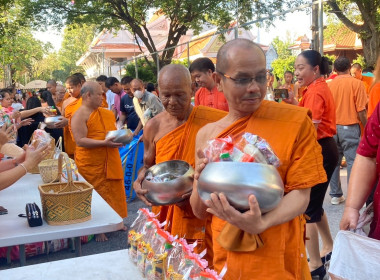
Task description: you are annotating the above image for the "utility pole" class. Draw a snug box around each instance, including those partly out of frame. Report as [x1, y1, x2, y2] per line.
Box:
[311, 0, 319, 51]
[318, 0, 324, 55]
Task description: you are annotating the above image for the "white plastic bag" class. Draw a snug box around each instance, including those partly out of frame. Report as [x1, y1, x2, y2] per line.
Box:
[329, 207, 380, 280]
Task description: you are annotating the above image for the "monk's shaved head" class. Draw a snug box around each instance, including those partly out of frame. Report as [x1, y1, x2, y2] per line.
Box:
[158, 64, 192, 91]
[216, 39, 265, 74]
[81, 81, 101, 97]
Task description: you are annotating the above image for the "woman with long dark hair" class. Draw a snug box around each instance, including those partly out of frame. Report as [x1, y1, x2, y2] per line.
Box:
[285, 50, 338, 279]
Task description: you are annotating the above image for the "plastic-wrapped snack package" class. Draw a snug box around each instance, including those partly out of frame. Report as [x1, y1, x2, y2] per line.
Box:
[235, 132, 280, 167]
[165, 239, 199, 280]
[31, 129, 52, 149]
[203, 136, 233, 162]
[255, 137, 280, 167]
[192, 265, 227, 280]
[146, 228, 175, 280]
[177, 251, 208, 280]
[137, 219, 160, 276]
[128, 209, 152, 263]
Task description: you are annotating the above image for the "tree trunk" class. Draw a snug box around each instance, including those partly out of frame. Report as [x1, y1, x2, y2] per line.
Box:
[360, 31, 380, 67]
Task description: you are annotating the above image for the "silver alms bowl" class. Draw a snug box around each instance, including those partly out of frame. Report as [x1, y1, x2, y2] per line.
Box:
[142, 160, 194, 205]
[44, 116, 63, 125]
[106, 129, 133, 145]
[197, 162, 284, 213]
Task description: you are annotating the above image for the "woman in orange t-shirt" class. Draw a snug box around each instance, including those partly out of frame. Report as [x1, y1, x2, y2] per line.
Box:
[285, 50, 338, 279]
[368, 55, 380, 118]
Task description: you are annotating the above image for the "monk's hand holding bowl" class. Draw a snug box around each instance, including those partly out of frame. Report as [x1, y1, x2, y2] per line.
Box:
[54, 116, 69, 128]
[205, 193, 267, 235]
[133, 172, 152, 207]
[194, 148, 209, 180]
[103, 136, 123, 148]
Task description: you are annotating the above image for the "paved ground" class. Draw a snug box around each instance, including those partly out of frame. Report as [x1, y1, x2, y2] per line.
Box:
[0, 169, 348, 270]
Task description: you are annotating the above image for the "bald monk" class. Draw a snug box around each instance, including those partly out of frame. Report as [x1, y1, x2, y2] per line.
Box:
[55, 84, 66, 112]
[71, 81, 128, 242]
[190, 39, 327, 279]
[133, 64, 227, 261]
[351, 63, 373, 96]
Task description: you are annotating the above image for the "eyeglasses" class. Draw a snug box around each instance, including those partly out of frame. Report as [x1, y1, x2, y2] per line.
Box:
[218, 72, 267, 87]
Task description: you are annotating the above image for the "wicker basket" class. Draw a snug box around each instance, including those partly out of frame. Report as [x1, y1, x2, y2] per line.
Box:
[38, 159, 59, 183]
[38, 152, 94, 225]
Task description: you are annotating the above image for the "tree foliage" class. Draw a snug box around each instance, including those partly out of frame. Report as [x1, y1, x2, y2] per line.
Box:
[271, 36, 292, 59]
[271, 56, 296, 81]
[125, 58, 157, 84]
[20, 0, 305, 70]
[0, 2, 47, 86]
[57, 23, 98, 79]
[326, 0, 380, 66]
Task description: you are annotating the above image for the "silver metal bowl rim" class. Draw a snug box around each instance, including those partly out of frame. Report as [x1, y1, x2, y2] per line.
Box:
[143, 160, 194, 185]
[44, 116, 62, 123]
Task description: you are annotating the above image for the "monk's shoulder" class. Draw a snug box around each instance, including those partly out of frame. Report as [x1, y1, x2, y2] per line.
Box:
[259, 101, 311, 124]
[145, 112, 164, 136]
[194, 106, 228, 122]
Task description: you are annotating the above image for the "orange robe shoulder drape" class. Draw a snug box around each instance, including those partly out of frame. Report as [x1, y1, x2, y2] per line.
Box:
[210, 101, 326, 280]
[153, 106, 227, 252]
[75, 108, 127, 218]
[64, 98, 82, 158]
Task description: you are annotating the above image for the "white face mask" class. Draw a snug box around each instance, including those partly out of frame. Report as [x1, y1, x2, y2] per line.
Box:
[133, 90, 144, 99]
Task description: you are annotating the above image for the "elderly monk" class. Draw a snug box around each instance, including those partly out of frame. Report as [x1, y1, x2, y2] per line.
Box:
[55, 84, 66, 112]
[71, 81, 128, 242]
[190, 39, 327, 279]
[133, 64, 227, 260]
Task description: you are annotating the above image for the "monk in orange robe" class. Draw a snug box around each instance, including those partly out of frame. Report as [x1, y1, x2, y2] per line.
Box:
[351, 63, 373, 97]
[54, 85, 67, 113]
[71, 81, 127, 242]
[190, 39, 326, 279]
[133, 64, 227, 262]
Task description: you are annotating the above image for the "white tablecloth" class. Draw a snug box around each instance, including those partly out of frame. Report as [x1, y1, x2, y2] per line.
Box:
[0, 173, 123, 247]
[0, 249, 145, 280]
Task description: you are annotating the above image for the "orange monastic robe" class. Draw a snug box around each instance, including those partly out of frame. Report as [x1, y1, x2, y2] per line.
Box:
[75, 108, 127, 218]
[211, 101, 326, 280]
[368, 83, 380, 118]
[101, 92, 108, 109]
[153, 106, 227, 253]
[64, 98, 82, 158]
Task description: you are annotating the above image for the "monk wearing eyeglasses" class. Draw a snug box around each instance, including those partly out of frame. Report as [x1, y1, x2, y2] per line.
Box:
[190, 39, 326, 279]
[133, 64, 227, 263]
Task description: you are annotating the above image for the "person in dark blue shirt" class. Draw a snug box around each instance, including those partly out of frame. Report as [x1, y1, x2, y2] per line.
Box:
[119, 91, 140, 132]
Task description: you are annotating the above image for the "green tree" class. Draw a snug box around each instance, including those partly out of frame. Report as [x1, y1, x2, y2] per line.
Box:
[125, 58, 157, 83]
[271, 36, 292, 59]
[326, 0, 380, 66]
[271, 56, 296, 81]
[0, 2, 46, 86]
[21, 0, 305, 70]
[58, 24, 98, 79]
[30, 52, 61, 81]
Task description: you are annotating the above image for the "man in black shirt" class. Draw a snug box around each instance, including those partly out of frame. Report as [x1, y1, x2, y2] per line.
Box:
[118, 88, 140, 132]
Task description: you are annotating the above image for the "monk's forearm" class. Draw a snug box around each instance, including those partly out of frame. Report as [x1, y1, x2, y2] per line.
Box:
[262, 188, 310, 230]
[76, 138, 108, 148]
[190, 182, 209, 220]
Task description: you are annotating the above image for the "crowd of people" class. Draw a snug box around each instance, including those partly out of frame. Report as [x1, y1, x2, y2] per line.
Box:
[1, 38, 380, 279]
